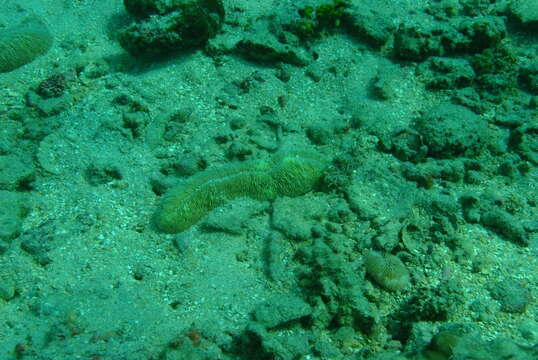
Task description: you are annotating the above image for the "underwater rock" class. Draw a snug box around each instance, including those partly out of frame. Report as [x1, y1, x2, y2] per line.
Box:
[509, 123, 538, 165]
[481, 209, 529, 246]
[0, 154, 35, 191]
[0, 191, 28, 243]
[394, 15, 506, 61]
[413, 103, 489, 159]
[119, 0, 225, 56]
[518, 61, 538, 94]
[344, 2, 396, 47]
[235, 38, 310, 66]
[253, 294, 312, 329]
[490, 278, 532, 313]
[418, 57, 475, 90]
[510, 0, 538, 30]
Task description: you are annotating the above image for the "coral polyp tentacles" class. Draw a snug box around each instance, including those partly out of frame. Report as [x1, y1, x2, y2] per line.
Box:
[154, 150, 329, 233]
[0, 16, 53, 73]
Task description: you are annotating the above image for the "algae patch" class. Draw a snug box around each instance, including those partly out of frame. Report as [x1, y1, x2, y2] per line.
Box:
[154, 150, 329, 233]
[0, 17, 53, 73]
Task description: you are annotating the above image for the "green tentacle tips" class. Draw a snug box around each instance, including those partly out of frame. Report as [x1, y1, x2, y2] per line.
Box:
[154, 150, 329, 233]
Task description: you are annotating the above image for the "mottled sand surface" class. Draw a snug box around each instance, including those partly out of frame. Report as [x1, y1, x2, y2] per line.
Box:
[0, 0, 537, 359]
